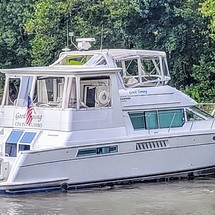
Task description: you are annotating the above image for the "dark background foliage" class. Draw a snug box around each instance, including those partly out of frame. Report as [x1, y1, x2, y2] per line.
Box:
[0, 0, 214, 102]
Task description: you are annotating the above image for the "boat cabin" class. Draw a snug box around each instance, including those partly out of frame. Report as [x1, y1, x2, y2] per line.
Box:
[0, 49, 213, 160]
[0, 67, 124, 132]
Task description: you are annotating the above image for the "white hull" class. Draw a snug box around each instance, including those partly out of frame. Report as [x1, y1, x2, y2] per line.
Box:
[1, 131, 215, 194]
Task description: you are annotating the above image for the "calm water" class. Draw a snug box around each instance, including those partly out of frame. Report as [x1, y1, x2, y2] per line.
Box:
[1, 177, 215, 215]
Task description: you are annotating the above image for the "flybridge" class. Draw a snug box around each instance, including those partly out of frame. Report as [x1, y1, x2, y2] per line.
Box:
[50, 49, 171, 87]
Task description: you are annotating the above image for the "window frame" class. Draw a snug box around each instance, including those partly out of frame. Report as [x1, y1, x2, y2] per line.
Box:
[5, 130, 37, 157]
[129, 108, 185, 131]
[78, 75, 112, 110]
[76, 145, 118, 158]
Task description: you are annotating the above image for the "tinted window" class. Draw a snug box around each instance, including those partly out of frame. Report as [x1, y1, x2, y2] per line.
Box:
[145, 111, 158, 129]
[129, 109, 184, 130]
[77, 145, 118, 157]
[129, 113, 145, 130]
[158, 109, 184, 128]
[20, 132, 36, 143]
[7, 131, 23, 144]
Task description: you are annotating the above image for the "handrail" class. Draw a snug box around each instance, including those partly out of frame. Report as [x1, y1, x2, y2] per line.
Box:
[168, 113, 177, 133]
[189, 120, 195, 131]
[211, 118, 215, 129]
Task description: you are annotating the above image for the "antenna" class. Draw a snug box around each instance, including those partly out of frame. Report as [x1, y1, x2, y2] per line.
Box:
[69, 32, 78, 50]
[62, 20, 71, 52]
[100, 25, 104, 50]
[62, 20, 95, 51]
[67, 20, 69, 48]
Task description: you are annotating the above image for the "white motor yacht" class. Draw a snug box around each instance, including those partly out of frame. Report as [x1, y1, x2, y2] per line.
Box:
[0, 39, 214, 194]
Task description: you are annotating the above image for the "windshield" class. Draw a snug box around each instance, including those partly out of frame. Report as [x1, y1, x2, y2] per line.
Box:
[55, 54, 93, 66]
[186, 106, 213, 121]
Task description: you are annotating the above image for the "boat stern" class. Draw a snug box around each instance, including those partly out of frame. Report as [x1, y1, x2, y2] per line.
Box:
[0, 157, 10, 180]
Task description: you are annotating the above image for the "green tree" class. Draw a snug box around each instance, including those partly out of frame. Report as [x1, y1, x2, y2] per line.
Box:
[117, 0, 213, 90]
[201, 0, 215, 39]
[185, 50, 215, 103]
[0, 0, 34, 69]
[25, 0, 71, 66]
[0, 0, 36, 91]
[25, 0, 141, 66]
[23, 0, 215, 102]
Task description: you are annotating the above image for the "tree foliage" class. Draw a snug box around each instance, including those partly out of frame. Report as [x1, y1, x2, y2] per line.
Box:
[0, 0, 214, 102]
[201, 0, 215, 39]
[0, 0, 34, 69]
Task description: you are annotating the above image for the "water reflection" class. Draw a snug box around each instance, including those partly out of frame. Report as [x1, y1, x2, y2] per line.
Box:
[1, 177, 215, 215]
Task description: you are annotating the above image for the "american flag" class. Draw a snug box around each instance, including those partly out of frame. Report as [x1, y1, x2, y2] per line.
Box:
[26, 94, 33, 125]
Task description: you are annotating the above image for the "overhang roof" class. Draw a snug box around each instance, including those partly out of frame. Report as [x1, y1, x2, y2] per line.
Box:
[0, 66, 121, 76]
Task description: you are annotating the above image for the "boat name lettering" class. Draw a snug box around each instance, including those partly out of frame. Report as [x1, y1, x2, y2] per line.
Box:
[129, 89, 147, 95]
[15, 122, 42, 128]
[15, 112, 43, 122]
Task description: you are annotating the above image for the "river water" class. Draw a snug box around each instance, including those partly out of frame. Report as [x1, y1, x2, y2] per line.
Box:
[1, 177, 215, 215]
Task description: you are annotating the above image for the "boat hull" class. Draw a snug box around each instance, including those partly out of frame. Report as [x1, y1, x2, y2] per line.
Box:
[1, 132, 215, 194]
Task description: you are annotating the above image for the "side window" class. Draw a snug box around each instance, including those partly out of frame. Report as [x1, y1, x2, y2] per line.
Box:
[5, 130, 23, 157]
[129, 113, 145, 130]
[80, 76, 111, 108]
[34, 77, 64, 108]
[145, 111, 158, 129]
[76, 145, 118, 157]
[158, 109, 184, 128]
[5, 78, 20, 105]
[186, 109, 204, 121]
[5, 131, 36, 157]
[129, 111, 158, 130]
[129, 109, 185, 130]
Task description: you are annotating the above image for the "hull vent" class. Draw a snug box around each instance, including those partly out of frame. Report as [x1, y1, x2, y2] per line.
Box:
[136, 140, 169, 151]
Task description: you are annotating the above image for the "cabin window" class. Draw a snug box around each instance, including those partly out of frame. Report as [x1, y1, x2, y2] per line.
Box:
[120, 55, 170, 87]
[5, 77, 21, 105]
[5, 131, 36, 157]
[76, 148, 97, 157]
[33, 77, 64, 108]
[186, 109, 203, 121]
[97, 146, 118, 154]
[159, 109, 184, 128]
[80, 76, 111, 108]
[145, 111, 158, 129]
[20, 132, 36, 143]
[57, 54, 93, 65]
[129, 113, 145, 129]
[84, 54, 107, 66]
[77, 145, 118, 157]
[5, 130, 23, 157]
[129, 109, 185, 130]
[186, 106, 213, 121]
